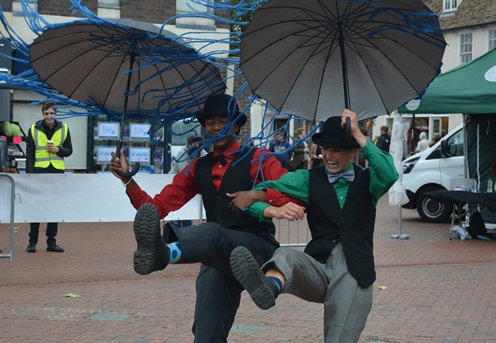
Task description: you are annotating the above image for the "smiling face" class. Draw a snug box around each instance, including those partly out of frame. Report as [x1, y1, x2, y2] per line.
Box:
[204, 115, 239, 152]
[320, 146, 358, 174]
[42, 106, 56, 128]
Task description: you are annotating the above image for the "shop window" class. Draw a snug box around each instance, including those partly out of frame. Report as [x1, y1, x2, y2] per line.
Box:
[92, 118, 164, 174]
[169, 120, 204, 163]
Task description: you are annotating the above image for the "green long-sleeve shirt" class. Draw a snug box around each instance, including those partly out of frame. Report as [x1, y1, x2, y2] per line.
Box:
[248, 140, 399, 219]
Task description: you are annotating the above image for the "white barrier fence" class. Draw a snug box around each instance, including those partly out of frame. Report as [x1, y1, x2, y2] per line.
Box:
[0, 173, 309, 255]
[0, 173, 204, 224]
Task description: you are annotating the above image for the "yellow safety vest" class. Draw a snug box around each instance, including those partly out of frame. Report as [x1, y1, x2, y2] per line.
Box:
[30, 123, 68, 170]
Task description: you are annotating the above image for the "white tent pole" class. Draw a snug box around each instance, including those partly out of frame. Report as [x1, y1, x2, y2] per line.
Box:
[389, 113, 410, 240]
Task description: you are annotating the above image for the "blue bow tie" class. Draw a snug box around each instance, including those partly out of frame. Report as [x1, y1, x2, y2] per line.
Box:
[328, 169, 355, 184]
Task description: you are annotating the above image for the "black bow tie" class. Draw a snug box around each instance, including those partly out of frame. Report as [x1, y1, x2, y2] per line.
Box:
[210, 154, 227, 166]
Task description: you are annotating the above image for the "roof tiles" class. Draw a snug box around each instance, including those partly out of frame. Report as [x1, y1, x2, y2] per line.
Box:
[423, 0, 496, 30]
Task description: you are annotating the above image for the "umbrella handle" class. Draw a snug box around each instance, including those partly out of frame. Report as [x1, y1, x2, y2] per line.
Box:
[345, 117, 352, 142]
[115, 142, 140, 178]
[116, 163, 140, 178]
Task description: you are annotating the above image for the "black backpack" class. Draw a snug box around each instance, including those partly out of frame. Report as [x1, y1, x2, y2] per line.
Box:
[466, 210, 487, 239]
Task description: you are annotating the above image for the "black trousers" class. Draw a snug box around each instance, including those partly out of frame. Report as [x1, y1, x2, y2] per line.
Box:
[173, 222, 278, 343]
[29, 222, 58, 246]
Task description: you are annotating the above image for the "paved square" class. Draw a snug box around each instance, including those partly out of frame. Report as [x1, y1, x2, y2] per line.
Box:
[1, 196, 495, 342]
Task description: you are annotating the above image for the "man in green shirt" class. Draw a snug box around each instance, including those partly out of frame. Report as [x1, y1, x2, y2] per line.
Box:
[230, 110, 398, 343]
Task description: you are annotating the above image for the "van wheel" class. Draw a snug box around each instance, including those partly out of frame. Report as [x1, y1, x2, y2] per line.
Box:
[416, 188, 453, 223]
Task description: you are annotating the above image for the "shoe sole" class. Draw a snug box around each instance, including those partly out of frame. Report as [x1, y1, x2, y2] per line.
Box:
[230, 246, 275, 310]
[133, 203, 162, 275]
[46, 248, 64, 252]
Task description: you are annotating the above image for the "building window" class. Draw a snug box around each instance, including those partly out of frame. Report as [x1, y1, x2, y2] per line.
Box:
[98, 0, 120, 8]
[489, 29, 496, 51]
[459, 32, 472, 64]
[176, 0, 208, 14]
[443, 0, 458, 12]
[176, 0, 215, 29]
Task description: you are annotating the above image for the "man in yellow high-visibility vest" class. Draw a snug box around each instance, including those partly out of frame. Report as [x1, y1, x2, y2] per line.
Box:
[25, 102, 73, 253]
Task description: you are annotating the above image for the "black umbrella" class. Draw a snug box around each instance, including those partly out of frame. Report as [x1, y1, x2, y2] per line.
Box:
[240, 0, 446, 131]
[30, 18, 226, 177]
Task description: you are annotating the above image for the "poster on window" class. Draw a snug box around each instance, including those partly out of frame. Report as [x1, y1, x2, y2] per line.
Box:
[130, 123, 151, 140]
[97, 147, 117, 163]
[129, 147, 151, 164]
[153, 148, 163, 163]
[98, 123, 120, 139]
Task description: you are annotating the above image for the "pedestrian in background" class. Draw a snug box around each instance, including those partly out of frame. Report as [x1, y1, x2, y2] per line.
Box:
[429, 134, 442, 148]
[289, 128, 309, 171]
[26, 102, 73, 253]
[309, 142, 322, 168]
[375, 125, 390, 152]
[269, 131, 292, 169]
[357, 128, 369, 167]
[415, 132, 429, 153]
[169, 134, 207, 174]
[402, 139, 409, 160]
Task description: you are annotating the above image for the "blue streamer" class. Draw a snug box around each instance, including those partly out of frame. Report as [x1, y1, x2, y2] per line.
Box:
[1, 0, 428, 188]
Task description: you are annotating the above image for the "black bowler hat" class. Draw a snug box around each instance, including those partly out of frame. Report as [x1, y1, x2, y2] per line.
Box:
[196, 94, 247, 128]
[312, 117, 360, 149]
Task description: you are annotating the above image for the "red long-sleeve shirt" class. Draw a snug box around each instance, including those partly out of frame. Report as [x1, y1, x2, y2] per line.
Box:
[126, 140, 300, 219]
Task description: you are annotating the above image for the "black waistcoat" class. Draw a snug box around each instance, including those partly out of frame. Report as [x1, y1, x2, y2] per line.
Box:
[307, 164, 376, 288]
[195, 148, 275, 235]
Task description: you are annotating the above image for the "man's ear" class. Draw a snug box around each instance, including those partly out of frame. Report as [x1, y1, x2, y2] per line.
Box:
[232, 123, 240, 135]
[350, 148, 359, 158]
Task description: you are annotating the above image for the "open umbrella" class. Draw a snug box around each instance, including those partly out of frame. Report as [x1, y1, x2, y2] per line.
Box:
[240, 0, 446, 125]
[29, 18, 226, 177]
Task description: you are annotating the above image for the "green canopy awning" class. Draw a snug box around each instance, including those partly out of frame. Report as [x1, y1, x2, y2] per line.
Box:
[398, 49, 496, 114]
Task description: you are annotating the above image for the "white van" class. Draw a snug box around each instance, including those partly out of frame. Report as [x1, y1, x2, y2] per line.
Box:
[401, 124, 465, 223]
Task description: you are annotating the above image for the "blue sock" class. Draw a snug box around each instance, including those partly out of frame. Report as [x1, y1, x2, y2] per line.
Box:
[167, 242, 182, 264]
[267, 276, 283, 294]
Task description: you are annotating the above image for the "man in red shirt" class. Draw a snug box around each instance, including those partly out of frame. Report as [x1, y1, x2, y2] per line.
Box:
[110, 94, 298, 343]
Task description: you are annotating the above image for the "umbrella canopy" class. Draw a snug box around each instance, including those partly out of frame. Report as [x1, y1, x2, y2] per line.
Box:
[29, 18, 226, 117]
[398, 48, 496, 114]
[240, 0, 446, 123]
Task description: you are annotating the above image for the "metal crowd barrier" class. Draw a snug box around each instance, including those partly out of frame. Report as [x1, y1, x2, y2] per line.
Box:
[276, 218, 310, 247]
[0, 173, 15, 261]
